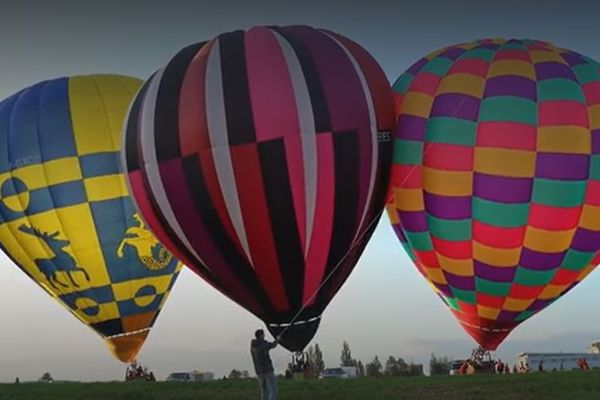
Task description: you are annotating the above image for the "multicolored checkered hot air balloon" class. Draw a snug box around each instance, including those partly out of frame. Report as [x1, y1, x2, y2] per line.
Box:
[0, 75, 182, 362]
[386, 38, 600, 350]
[123, 26, 394, 352]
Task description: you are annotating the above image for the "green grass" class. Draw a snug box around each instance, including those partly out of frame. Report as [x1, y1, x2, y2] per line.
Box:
[1, 372, 600, 400]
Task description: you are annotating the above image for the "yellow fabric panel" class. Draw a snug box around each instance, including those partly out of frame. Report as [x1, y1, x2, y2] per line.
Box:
[437, 74, 485, 98]
[0, 221, 56, 288]
[477, 305, 500, 320]
[69, 75, 142, 155]
[72, 300, 120, 324]
[523, 227, 575, 253]
[401, 92, 434, 118]
[54, 204, 111, 287]
[529, 51, 566, 64]
[503, 298, 534, 312]
[589, 104, 600, 129]
[393, 188, 424, 212]
[577, 264, 596, 281]
[538, 284, 567, 300]
[474, 148, 535, 177]
[488, 60, 535, 80]
[537, 126, 590, 154]
[438, 255, 473, 276]
[385, 205, 400, 224]
[424, 267, 447, 284]
[579, 205, 600, 231]
[422, 167, 472, 196]
[115, 75, 144, 98]
[7, 159, 82, 192]
[84, 174, 127, 202]
[473, 241, 520, 267]
[112, 275, 174, 302]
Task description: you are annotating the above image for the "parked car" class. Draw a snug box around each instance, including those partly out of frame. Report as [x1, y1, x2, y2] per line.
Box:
[320, 368, 346, 379]
[166, 372, 192, 382]
[319, 367, 359, 379]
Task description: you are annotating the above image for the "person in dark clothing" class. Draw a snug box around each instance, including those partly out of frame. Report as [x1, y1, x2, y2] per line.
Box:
[251, 329, 279, 400]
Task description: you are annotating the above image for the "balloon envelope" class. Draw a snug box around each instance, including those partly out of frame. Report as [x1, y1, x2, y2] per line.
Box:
[124, 26, 394, 351]
[0, 75, 182, 362]
[387, 38, 600, 349]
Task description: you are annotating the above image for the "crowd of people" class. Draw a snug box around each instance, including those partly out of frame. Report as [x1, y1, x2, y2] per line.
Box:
[125, 360, 156, 381]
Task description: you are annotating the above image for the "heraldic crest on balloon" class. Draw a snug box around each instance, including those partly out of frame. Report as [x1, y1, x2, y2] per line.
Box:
[117, 213, 173, 271]
[0, 74, 182, 362]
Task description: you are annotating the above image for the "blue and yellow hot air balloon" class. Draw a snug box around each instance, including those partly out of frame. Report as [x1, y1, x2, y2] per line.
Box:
[0, 74, 182, 362]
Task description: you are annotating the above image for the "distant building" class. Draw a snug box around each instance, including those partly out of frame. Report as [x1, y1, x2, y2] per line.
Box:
[587, 341, 600, 354]
[191, 371, 215, 381]
[517, 343, 600, 372]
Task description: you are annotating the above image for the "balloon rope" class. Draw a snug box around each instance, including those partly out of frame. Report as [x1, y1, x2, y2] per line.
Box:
[276, 136, 436, 341]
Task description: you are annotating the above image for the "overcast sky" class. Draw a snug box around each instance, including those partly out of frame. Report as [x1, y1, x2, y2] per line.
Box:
[1, 0, 600, 382]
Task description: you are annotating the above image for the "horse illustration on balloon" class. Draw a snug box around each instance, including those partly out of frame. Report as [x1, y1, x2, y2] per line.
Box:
[117, 213, 172, 271]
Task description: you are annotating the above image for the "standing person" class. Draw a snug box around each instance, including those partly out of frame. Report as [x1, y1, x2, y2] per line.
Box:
[251, 329, 279, 400]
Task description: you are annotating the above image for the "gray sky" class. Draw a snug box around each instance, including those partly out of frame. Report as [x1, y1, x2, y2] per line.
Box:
[1, 0, 600, 382]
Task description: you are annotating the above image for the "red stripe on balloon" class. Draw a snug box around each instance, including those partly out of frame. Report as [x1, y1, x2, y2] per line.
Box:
[508, 284, 544, 299]
[538, 101, 589, 127]
[583, 82, 600, 105]
[431, 237, 472, 259]
[245, 27, 300, 142]
[476, 121, 536, 150]
[303, 133, 335, 306]
[473, 221, 525, 249]
[528, 204, 581, 230]
[230, 144, 289, 312]
[423, 143, 473, 171]
[477, 293, 506, 308]
[585, 181, 600, 206]
[179, 40, 213, 156]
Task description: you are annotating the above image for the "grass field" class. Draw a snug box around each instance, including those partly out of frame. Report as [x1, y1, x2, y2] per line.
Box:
[1, 371, 599, 400]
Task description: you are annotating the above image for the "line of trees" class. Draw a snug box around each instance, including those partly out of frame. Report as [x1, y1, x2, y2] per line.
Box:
[305, 341, 424, 378]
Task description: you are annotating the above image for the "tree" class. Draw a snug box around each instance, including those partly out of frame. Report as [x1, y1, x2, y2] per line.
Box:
[366, 356, 383, 377]
[429, 353, 451, 376]
[40, 372, 54, 382]
[314, 344, 325, 373]
[385, 356, 399, 376]
[357, 360, 365, 377]
[228, 369, 242, 379]
[307, 345, 316, 368]
[340, 341, 354, 367]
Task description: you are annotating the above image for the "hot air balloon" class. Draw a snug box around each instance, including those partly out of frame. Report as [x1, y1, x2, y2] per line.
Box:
[123, 26, 394, 351]
[387, 38, 600, 350]
[0, 75, 182, 362]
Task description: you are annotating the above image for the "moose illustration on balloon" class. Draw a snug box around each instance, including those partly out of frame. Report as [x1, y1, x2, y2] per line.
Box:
[18, 224, 90, 289]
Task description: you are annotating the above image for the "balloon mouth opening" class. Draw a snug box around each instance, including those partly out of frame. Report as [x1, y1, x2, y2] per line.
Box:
[105, 329, 150, 363]
[455, 316, 517, 351]
[266, 316, 321, 352]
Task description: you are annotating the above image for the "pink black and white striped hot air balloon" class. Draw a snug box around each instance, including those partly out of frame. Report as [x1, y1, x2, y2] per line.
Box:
[122, 26, 394, 351]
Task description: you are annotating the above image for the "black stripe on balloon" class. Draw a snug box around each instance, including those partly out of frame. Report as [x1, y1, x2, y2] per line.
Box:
[272, 26, 331, 133]
[155, 42, 206, 161]
[181, 154, 272, 313]
[321, 214, 380, 308]
[218, 31, 256, 145]
[257, 138, 304, 314]
[124, 77, 152, 172]
[317, 130, 360, 306]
